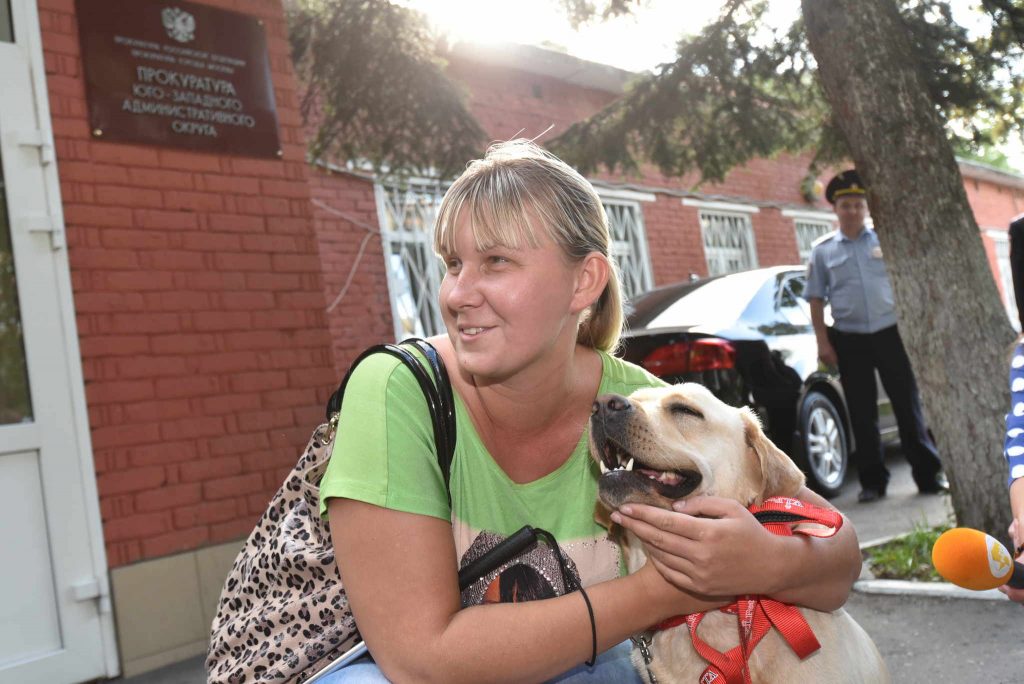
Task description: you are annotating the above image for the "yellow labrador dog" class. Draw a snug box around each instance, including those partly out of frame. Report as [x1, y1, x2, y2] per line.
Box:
[589, 383, 888, 683]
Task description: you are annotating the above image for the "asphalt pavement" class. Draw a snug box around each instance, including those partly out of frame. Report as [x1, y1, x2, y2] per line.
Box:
[124, 447, 1020, 684]
[841, 446, 1022, 683]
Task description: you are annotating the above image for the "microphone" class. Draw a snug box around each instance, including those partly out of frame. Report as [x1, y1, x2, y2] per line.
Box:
[931, 527, 1024, 590]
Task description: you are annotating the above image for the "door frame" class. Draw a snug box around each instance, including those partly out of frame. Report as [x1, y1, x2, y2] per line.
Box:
[4, 0, 118, 676]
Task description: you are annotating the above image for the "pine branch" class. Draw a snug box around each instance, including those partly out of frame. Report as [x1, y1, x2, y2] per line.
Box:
[552, 0, 1024, 183]
[288, 0, 486, 179]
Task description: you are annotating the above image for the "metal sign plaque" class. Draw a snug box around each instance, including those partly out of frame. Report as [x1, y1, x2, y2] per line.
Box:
[76, 0, 282, 158]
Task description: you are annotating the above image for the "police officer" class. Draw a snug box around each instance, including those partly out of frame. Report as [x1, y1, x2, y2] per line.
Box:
[805, 169, 947, 503]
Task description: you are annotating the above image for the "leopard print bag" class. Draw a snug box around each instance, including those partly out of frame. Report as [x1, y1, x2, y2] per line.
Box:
[206, 339, 454, 683]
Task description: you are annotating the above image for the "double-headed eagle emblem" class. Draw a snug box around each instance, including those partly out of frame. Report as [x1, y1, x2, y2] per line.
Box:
[161, 7, 196, 43]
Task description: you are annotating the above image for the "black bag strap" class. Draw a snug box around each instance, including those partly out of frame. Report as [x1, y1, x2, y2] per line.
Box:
[325, 338, 456, 503]
[404, 338, 456, 485]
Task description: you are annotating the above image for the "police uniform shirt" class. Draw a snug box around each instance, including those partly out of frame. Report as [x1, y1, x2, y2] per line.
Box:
[804, 227, 897, 334]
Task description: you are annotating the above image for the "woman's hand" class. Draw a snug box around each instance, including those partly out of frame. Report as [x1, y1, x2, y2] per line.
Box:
[611, 495, 780, 597]
[1005, 480, 1024, 604]
[999, 519, 1024, 604]
[1010, 517, 1023, 552]
[633, 558, 730, 619]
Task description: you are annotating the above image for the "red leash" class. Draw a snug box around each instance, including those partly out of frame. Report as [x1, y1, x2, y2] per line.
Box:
[649, 497, 843, 684]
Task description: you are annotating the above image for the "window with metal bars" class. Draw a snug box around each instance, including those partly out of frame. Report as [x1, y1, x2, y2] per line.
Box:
[604, 201, 653, 302]
[374, 181, 448, 341]
[991, 231, 1019, 331]
[699, 211, 758, 276]
[795, 220, 834, 263]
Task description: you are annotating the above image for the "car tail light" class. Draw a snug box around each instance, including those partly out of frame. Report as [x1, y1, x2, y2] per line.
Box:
[688, 338, 736, 371]
[640, 338, 736, 375]
[640, 342, 691, 376]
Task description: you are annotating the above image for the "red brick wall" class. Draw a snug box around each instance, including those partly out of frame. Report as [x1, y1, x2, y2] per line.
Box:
[41, 0, 335, 567]
[965, 175, 1024, 229]
[965, 174, 1024, 304]
[642, 198, 706, 285]
[447, 57, 614, 143]
[309, 168, 395, 374]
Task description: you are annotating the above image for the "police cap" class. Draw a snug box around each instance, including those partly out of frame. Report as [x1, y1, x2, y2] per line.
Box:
[825, 169, 867, 204]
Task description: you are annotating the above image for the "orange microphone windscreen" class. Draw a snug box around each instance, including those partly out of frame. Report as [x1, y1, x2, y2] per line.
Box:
[931, 527, 1014, 591]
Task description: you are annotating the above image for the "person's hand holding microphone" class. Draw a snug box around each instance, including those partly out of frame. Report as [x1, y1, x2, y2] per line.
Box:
[931, 528, 1024, 602]
[1001, 519, 1024, 603]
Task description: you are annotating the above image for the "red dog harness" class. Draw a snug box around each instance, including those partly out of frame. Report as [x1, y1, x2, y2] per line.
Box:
[640, 497, 844, 684]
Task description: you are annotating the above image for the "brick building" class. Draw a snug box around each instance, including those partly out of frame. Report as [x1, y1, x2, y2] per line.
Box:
[2, 2, 1022, 682]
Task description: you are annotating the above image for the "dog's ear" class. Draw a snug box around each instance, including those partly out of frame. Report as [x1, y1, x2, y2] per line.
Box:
[741, 407, 805, 502]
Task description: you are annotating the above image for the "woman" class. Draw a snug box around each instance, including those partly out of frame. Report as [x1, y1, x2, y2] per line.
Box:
[1001, 337, 1024, 604]
[318, 140, 862, 682]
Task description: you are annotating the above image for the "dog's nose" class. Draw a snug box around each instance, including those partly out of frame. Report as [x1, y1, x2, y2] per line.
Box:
[593, 393, 632, 416]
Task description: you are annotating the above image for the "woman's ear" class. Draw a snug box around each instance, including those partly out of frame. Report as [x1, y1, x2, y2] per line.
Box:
[570, 252, 610, 314]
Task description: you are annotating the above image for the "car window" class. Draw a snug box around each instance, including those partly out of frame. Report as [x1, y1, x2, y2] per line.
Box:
[633, 270, 768, 330]
[625, 280, 705, 326]
[778, 274, 811, 327]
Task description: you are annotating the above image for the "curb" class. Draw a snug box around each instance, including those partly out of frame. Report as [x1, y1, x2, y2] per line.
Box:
[856, 533, 1009, 601]
[858, 534, 906, 550]
[853, 578, 1008, 601]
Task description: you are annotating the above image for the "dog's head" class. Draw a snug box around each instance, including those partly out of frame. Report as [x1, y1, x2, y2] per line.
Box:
[589, 383, 805, 513]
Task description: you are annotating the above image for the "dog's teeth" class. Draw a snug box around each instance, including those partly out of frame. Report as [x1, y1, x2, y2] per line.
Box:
[624, 457, 635, 472]
[657, 471, 682, 485]
[599, 461, 609, 475]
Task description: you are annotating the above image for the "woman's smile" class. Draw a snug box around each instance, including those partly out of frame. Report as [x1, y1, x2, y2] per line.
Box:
[458, 325, 492, 339]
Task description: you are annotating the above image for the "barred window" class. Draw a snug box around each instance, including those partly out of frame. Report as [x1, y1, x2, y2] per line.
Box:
[604, 201, 653, 301]
[795, 220, 834, 263]
[990, 230, 1019, 331]
[375, 181, 447, 341]
[699, 211, 758, 276]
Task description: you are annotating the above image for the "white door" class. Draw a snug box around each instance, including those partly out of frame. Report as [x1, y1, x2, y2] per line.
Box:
[0, 1, 117, 681]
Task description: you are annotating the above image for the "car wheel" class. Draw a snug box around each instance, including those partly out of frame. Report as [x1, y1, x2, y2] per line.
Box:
[796, 391, 848, 498]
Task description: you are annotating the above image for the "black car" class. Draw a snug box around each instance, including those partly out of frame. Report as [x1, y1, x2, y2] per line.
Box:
[619, 266, 896, 497]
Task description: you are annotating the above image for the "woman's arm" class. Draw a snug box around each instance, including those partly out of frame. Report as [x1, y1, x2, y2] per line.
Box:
[1001, 478, 1024, 603]
[1010, 477, 1024, 548]
[610, 486, 861, 613]
[329, 498, 726, 684]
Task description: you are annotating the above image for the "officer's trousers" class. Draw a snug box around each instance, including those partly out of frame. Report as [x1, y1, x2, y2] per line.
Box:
[827, 324, 943, 492]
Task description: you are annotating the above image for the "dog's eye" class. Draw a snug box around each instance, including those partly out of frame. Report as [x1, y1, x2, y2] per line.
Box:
[669, 403, 704, 419]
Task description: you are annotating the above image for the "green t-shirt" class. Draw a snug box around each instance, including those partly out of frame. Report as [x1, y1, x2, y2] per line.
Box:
[318, 347, 665, 603]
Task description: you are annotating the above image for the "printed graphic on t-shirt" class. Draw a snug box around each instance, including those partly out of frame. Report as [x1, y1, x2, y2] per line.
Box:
[459, 530, 582, 607]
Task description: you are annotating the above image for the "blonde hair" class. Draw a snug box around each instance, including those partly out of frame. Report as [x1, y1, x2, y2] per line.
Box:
[433, 140, 623, 352]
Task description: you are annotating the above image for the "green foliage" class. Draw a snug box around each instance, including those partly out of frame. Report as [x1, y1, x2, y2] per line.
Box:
[954, 140, 1021, 174]
[864, 521, 950, 582]
[558, 0, 646, 29]
[905, 1, 1024, 152]
[552, 1, 837, 183]
[552, 0, 1024, 184]
[287, 0, 486, 179]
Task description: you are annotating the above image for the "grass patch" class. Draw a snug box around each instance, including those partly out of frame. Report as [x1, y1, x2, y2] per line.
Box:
[863, 522, 951, 582]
